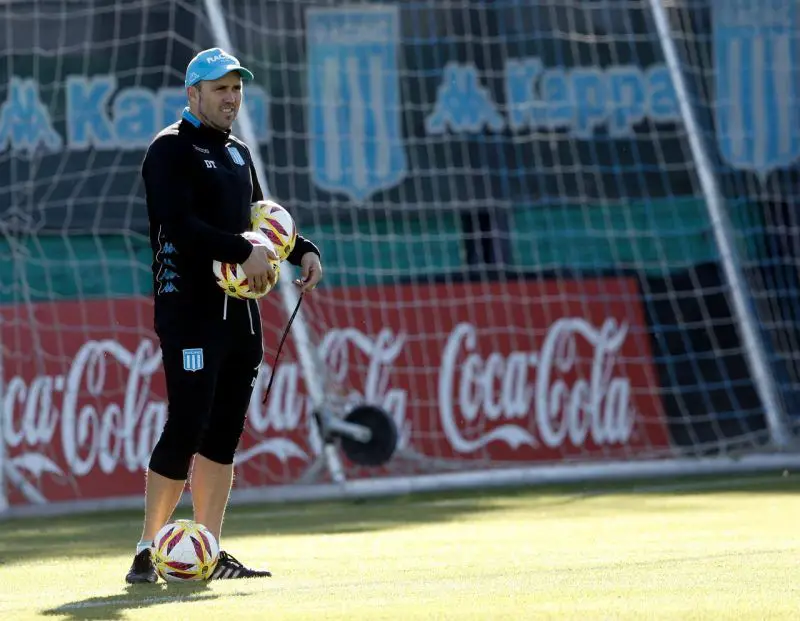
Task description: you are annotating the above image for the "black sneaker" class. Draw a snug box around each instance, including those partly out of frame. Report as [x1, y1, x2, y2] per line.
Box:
[210, 550, 272, 579]
[125, 548, 158, 584]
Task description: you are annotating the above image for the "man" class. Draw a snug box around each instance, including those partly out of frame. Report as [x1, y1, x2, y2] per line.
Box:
[125, 47, 323, 584]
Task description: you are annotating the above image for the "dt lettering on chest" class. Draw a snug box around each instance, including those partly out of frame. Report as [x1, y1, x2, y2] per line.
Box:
[193, 144, 249, 176]
[201, 148, 245, 171]
[188, 141, 253, 223]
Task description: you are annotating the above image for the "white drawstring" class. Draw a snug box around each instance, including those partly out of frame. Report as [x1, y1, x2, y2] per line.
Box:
[221, 294, 253, 334]
[246, 300, 255, 335]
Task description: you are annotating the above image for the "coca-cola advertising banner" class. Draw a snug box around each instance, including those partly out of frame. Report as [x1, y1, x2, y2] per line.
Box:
[1, 278, 670, 508]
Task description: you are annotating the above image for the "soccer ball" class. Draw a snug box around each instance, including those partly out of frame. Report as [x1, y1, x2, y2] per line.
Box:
[251, 199, 297, 261]
[213, 230, 280, 300]
[152, 519, 220, 582]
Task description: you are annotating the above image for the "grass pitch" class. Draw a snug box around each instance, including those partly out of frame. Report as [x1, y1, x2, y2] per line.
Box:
[1, 473, 799, 620]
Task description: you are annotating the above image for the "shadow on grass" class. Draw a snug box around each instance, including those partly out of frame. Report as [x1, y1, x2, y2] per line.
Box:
[40, 581, 237, 621]
[0, 489, 512, 567]
[2, 470, 799, 567]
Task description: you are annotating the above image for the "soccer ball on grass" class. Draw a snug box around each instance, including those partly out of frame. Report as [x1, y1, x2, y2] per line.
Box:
[152, 519, 220, 582]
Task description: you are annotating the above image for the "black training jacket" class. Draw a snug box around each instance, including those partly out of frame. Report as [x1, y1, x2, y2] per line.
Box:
[142, 111, 319, 332]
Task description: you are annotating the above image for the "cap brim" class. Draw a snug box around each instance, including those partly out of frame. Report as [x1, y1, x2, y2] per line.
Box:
[201, 64, 254, 83]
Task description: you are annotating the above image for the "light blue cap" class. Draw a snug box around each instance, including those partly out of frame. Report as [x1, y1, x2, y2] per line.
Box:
[185, 47, 254, 88]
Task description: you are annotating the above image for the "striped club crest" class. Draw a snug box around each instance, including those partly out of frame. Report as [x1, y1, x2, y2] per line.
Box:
[182, 348, 204, 372]
[227, 145, 245, 166]
[712, 0, 800, 179]
[306, 6, 407, 202]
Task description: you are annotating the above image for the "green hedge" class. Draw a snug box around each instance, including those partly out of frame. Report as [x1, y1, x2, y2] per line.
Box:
[302, 210, 464, 288]
[0, 211, 466, 302]
[0, 198, 766, 303]
[0, 234, 152, 304]
[510, 197, 765, 276]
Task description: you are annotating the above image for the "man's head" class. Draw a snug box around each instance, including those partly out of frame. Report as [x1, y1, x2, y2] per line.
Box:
[185, 48, 254, 132]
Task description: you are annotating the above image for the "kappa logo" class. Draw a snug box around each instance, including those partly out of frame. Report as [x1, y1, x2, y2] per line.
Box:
[193, 144, 210, 154]
[251, 362, 261, 387]
[182, 348, 204, 372]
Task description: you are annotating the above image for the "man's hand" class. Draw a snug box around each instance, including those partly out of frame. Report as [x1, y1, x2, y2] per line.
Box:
[242, 245, 279, 294]
[294, 252, 323, 292]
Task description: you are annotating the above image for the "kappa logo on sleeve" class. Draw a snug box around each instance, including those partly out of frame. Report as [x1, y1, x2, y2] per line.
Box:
[251, 362, 261, 387]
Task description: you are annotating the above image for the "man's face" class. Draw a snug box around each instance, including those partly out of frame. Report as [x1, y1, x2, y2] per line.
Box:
[189, 72, 243, 131]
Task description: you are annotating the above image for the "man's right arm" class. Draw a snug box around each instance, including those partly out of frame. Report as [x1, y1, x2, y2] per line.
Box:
[143, 135, 252, 265]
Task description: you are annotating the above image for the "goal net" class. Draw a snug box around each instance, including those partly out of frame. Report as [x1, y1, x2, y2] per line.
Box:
[1, 0, 798, 514]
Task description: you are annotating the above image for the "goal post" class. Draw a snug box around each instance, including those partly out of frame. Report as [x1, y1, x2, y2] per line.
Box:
[646, 0, 790, 448]
[201, 0, 348, 485]
[2, 0, 800, 518]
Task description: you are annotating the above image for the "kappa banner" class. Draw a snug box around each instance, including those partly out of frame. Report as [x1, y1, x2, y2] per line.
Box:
[1, 279, 670, 507]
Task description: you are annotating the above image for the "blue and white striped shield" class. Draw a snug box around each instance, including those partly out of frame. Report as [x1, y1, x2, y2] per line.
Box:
[182, 348, 204, 372]
[712, 0, 800, 179]
[306, 6, 407, 202]
[227, 145, 245, 166]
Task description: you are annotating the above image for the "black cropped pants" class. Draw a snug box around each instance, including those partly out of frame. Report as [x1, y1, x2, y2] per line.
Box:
[149, 297, 262, 480]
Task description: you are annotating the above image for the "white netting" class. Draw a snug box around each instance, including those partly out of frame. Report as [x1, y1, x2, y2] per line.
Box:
[229, 0, 798, 483]
[664, 0, 800, 430]
[1, 0, 797, 512]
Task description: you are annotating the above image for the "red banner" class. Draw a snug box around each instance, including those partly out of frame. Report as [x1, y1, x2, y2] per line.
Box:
[1, 278, 670, 507]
